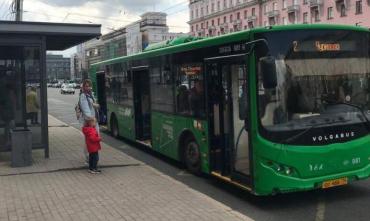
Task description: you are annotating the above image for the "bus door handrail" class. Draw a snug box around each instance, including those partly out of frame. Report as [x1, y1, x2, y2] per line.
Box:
[131, 65, 149, 70]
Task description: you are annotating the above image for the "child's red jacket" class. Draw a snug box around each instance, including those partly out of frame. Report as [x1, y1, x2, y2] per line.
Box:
[82, 126, 101, 153]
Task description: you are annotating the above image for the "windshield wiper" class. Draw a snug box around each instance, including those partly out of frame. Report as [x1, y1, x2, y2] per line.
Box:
[280, 118, 351, 144]
[322, 98, 370, 131]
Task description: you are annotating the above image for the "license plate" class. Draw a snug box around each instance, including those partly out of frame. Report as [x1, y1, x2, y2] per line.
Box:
[322, 177, 348, 189]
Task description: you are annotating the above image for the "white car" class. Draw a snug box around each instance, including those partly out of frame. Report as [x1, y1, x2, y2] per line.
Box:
[60, 84, 75, 94]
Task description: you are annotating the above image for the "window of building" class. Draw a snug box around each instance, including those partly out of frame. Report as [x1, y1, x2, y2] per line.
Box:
[293, 0, 299, 5]
[273, 2, 277, 10]
[212, 20, 215, 26]
[355, 0, 362, 14]
[224, 16, 227, 23]
[303, 0, 308, 4]
[218, 18, 220, 25]
[283, 0, 287, 9]
[327, 7, 333, 19]
[217, 1, 220, 11]
[191, 10, 194, 20]
[303, 12, 308, 23]
[230, 0, 233, 7]
[224, 0, 227, 8]
[264, 5, 268, 13]
[237, 12, 240, 20]
[340, 4, 346, 17]
[196, 24, 198, 30]
[206, 5, 209, 14]
[230, 14, 233, 22]
[313, 9, 320, 21]
[282, 17, 287, 25]
[191, 26, 194, 32]
[201, 7, 204, 16]
[94, 48, 99, 56]
[252, 8, 255, 16]
[269, 17, 276, 25]
[206, 21, 209, 28]
[212, 3, 214, 12]
[201, 23, 204, 29]
[244, 10, 247, 19]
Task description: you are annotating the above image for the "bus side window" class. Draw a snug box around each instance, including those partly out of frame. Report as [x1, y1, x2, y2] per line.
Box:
[177, 85, 190, 114]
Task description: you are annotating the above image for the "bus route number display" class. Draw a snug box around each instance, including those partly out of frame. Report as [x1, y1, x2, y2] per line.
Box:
[219, 43, 246, 54]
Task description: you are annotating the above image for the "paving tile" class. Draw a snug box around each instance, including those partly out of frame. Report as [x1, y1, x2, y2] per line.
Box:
[0, 115, 252, 221]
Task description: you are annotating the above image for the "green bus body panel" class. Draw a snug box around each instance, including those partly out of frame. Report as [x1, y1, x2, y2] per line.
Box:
[107, 103, 136, 141]
[150, 112, 210, 173]
[252, 135, 370, 195]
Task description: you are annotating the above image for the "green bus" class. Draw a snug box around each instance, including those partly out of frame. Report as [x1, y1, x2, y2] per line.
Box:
[90, 24, 370, 195]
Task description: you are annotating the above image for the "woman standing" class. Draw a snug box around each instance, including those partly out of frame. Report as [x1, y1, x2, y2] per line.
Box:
[79, 79, 100, 162]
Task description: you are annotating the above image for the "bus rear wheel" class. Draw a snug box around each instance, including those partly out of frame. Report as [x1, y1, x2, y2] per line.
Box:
[110, 116, 119, 138]
[184, 138, 201, 175]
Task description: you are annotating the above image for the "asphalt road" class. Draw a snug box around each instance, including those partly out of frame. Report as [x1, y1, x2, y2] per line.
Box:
[47, 88, 370, 221]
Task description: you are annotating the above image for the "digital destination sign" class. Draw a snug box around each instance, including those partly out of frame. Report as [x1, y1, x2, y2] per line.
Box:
[180, 65, 201, 76]
[292, 40, 356, 52]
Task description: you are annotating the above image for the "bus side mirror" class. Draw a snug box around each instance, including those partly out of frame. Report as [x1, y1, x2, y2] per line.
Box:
[259, 56, 277, 89]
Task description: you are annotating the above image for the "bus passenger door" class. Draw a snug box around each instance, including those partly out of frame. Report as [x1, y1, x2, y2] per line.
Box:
[132, 68, 151, 141]
[96, 71, 107, 125]
[205, 56, 251, 181]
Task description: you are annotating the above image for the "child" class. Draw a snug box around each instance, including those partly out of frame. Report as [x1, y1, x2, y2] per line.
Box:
[82, 117, 102, 174]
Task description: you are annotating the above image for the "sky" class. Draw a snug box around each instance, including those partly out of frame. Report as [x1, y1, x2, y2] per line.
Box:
[0, 0, 190, 56]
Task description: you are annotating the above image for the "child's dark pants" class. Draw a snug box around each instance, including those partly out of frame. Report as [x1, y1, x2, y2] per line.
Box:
[89, 152, 99, 170]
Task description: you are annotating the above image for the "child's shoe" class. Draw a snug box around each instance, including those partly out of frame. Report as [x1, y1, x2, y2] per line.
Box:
[88, 169, 98, 174]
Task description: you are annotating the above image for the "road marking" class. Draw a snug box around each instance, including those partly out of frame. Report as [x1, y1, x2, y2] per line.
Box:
[315, 197, 326, 221]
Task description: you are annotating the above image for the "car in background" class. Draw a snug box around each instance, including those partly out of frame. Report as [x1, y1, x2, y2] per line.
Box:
[60, 84, 75, 94]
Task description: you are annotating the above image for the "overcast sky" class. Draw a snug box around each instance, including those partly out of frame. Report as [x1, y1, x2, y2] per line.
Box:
[0, 0, 189, 56]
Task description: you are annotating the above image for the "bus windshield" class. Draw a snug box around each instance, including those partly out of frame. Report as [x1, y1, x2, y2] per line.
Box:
[256, 30, 370, 145]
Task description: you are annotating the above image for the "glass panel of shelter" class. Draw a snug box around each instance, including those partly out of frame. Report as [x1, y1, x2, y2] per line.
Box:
[0, 46, 42, 150]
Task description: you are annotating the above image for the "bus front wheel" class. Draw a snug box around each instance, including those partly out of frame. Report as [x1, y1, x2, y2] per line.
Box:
[110, 116, 119, 138]
[184, 138, 201, 175]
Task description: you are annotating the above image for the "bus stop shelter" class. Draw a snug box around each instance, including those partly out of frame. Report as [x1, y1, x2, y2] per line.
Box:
[0, 21, 101, 158]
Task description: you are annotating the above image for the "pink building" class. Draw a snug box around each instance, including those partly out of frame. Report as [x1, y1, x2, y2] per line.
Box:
[188, 0, 370, 37]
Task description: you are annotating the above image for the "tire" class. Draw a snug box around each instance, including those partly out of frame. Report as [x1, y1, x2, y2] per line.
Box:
[184, 137, 201, 174]
[110, 116, 119, 138]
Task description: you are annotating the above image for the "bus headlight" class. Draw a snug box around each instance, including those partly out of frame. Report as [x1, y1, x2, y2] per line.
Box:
[264, 160, 297, 177]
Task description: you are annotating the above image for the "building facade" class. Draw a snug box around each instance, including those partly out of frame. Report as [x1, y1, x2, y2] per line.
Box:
[46, 54, 71, 81]
[127, 12, 185, 55]
[189, 0, 370, 37]
[81, 12, 185, 68]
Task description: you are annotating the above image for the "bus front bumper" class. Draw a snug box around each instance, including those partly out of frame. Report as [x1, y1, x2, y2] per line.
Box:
[254, 162, 370, 195]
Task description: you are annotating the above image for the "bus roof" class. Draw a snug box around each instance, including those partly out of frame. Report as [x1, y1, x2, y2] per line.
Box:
[92, 24, 369, 67]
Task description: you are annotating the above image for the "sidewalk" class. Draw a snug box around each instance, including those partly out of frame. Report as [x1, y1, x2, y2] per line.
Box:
[0, 115, 252, 221]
